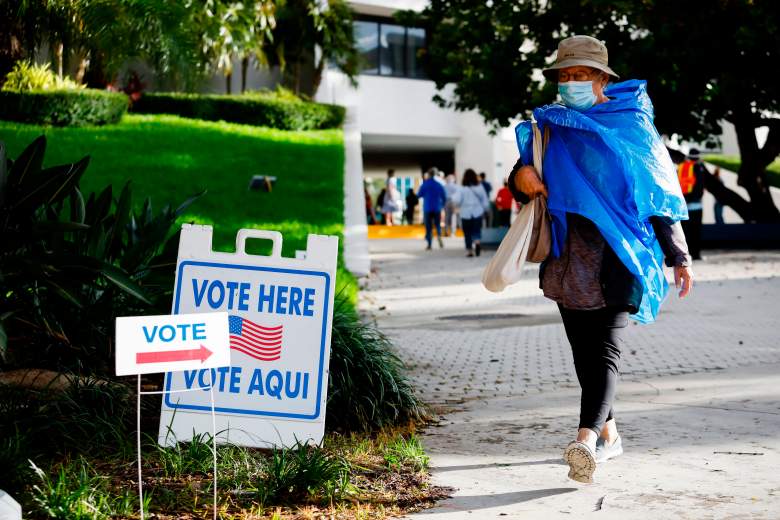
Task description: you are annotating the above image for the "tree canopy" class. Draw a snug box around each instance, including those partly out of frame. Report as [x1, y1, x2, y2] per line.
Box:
[264, 0, 359, 96]
[404, 0, 780, 220]
[0, 0, 358, 96]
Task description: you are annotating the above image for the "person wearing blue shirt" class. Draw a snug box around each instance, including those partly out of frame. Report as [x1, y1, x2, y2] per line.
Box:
[479, 172, 494, 227]
[417, 169, 447, 250]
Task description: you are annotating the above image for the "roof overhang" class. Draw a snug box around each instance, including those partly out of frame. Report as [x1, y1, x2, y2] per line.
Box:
[349, 0, 428, 18]
[361, 133, 456, 153]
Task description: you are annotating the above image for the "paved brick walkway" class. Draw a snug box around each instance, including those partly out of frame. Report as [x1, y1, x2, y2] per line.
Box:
[361, 238, 780, 519]
[364, 239, 780, 404]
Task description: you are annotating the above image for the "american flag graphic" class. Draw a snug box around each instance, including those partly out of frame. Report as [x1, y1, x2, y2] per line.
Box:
[228, 315, 283, 361]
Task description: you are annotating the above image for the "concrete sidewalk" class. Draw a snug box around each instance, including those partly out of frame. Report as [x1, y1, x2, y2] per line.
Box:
[361, 238, 780, 519]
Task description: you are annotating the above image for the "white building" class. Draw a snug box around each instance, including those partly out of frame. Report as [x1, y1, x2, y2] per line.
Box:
[314, 0, 519, 275]
[316, 0, 518, 199]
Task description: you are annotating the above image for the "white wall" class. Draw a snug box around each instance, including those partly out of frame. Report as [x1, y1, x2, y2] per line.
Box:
[454, 110, 496, 181]
[317, 69, 511, 193]
[319, 74, 460, 139]
[342, 107, 371, 276]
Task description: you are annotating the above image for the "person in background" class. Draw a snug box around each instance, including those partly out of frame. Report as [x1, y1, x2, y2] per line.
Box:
[712, 166, 725, 225]
[479, 172, 494, 227]
[375, 187, 386, 225]
[434, 168, 446, 186]
[444, 173, 460, 236]
[404, 188, 419, 225]
[677, 149, 706, 260]
[434, 169, 447, 230]
[382, 169, 401, 226]
[417, 169, 447, 250]
[365, 183, 376, 225]
[479, 172, 493, 199]
[453, 168, 490, 256]
[495, 179, 515, 227]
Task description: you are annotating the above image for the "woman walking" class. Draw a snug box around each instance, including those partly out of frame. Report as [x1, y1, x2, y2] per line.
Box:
[382, 169, 401, 226]
[453, 169, 490, 257]
[507, 35, 693, 483]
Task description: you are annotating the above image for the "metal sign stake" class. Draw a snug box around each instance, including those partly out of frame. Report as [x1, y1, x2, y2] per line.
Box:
[136, 377, 218, 520]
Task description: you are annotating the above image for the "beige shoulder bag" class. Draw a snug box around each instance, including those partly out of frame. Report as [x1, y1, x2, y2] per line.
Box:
[482, 122, 551, 292]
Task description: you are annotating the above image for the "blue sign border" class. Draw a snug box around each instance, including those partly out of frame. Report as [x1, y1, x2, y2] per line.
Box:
[163, 260, 331, 420]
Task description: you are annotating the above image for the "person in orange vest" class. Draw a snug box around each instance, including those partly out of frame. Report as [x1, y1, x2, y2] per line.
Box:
[677, 148, 706, 260]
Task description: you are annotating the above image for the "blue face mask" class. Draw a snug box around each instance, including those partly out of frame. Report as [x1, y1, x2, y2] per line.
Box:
[558, 81, 597, 111]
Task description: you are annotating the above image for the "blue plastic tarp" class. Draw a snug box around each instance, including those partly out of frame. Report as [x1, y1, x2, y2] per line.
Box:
[515, 80, 688, 323]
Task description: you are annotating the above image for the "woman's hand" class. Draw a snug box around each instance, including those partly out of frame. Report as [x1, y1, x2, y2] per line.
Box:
[674, 265, 693, 298]
[515, 165, 548, 199]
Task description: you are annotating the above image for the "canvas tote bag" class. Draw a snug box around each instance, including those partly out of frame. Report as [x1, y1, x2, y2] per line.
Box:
[482, 122, 551, 292]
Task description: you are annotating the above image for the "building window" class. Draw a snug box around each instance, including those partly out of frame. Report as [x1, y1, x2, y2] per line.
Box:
[405, 27, 426, 79]
[354, 20, 379, 75]
[354, 18, 427, 79]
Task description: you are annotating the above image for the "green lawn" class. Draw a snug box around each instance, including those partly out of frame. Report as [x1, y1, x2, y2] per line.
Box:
[704, 154, 780, 189]
[0, 113, 357, 302]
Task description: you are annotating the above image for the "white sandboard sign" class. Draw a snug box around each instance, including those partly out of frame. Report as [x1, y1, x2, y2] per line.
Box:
[158, 225, 338, 448]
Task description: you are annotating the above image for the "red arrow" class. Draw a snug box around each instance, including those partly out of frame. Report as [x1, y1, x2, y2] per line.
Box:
[136, 344, 213, 364]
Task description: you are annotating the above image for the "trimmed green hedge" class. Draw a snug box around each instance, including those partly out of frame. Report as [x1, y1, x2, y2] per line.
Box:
[131, 92, 345, 130]
[0, 89, 128, 126]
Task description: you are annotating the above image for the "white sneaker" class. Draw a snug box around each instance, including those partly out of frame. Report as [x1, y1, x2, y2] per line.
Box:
[595, 435, 623, 463]
[563, 441, 597, 483]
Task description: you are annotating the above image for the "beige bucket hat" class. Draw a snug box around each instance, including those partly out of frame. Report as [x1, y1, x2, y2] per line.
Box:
[542, 35, 620, 82]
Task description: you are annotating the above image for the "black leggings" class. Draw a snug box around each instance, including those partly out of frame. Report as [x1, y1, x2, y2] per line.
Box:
[558, 305, 629, 435]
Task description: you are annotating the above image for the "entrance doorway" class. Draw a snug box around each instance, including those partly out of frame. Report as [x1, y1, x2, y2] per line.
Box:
[363, 150, 455, 225]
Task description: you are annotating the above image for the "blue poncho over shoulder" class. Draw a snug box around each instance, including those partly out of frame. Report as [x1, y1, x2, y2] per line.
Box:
[515, 80, 688, 323]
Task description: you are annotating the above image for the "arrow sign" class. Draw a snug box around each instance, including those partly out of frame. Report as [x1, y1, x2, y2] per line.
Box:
[115, 312, 229, 376]
[136, 344, 213, 364]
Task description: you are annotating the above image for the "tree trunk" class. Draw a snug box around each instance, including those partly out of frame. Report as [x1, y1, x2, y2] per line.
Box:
[294, 61, 301, 95]
[241, 56, 249, 93]
[738, 163, 780, 222]
[312, 59, 324, 96]
[55, 41, 64, 78]
[75, 55, 89, 84]
[226, 72, 232, 95]
[732, 113, 780, 222]
[702, 171, 754, 222]
[83, 52, 108, 89]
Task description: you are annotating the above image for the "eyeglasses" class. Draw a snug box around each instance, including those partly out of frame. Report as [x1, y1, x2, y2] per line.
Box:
[558, 70, 595, 82]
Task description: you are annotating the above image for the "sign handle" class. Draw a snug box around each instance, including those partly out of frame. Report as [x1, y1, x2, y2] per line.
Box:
[235, 229, 283, 257]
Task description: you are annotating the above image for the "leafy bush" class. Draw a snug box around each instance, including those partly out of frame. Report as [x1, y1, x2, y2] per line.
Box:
[259, 442, 353, 504]
[153, 432, 215, 478]
[0, 416, 33, 489]
[0, 89, 128, 126]
[131, 91, 345, 130]
[0, 136, 198, 373]
[2, 61, 84, 92]
[382, 434, 429, 471]
[30, 458, 143, 520]
[327, 300, 426, 432]
[216, 445, 266, 490]
[0, 378, 138, 491]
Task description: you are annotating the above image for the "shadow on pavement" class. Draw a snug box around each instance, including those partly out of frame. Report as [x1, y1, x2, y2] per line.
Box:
[416, 487, 578, 514]
[434, 458, 567, 473]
